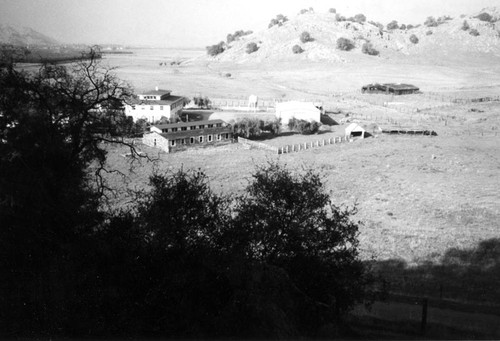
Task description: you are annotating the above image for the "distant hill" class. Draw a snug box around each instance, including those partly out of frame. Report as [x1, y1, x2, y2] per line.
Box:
[205, 7, 500, 64]
[0, 24, 59, 46]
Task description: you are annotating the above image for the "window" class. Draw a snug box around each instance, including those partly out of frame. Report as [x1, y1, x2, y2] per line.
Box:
[141, 106, 145, 110]
[190, 137, 194, 144]
[190, 126, 196, 130]
[216, 123, 222, 127]
[181, 127, 187, 131]
[217, 134, 221, 141]
[208, 124, 214, 128]
[199, 136, 204, 143]
[199, 125, 205, 129]
[181, 138, 186, 145]
[160, 106, 163, 110]
[150, 106, 153, 110]
[225, 133, 229, 139]
[162, 129, 167, 133]
[170, 140, 176, 146]
[172, 128, 178, 132]
[132, 105, 136, 110]
[208, 135, 212, 142]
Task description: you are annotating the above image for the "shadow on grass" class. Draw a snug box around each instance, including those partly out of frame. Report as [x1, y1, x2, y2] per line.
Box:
[368, 238, 500, 305]
[321, 114, 339, 126]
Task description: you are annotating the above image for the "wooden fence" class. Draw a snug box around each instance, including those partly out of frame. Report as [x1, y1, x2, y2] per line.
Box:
[237, 137, 279, 152]
[277, 136, 350, 154]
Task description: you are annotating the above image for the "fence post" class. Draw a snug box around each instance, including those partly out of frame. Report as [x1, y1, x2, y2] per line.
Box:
[421, 298, 428, 335]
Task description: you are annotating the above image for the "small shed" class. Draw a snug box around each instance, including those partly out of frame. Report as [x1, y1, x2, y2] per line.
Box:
[345, 123, 366, 139]
[275, 101, 321, 125]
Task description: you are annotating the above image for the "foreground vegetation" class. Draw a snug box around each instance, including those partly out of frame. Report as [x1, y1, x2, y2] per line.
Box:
[0, 50, 372, 338]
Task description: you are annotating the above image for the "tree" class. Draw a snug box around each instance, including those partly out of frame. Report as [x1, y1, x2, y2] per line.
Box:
[206, 41, 225, 56]
[269, 14, 288, 28]
[246, 42, 259, 54]
[400, 24, 407, 30]
[475, 12, 493, 22]
[329, 8, 336, 13]
[469, 29, 480, 36]
[386, 20, 399, 30]
[362, 42, 379, 55]
[409, 34, 419, 44]
[233, 162, 368, 317]
[292, 44, 304, 54]
[336, 37, 355, 51]
[354, 13, 366, 23]
[288, 118, 321, 134]
[0, 47, 135, 336]
[424, 16, 438, 27]
[462, 20, 470, 31]
[300, 31, 313, 43]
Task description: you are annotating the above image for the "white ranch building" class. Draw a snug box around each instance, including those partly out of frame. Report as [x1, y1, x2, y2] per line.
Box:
[275, 101, 321, 125]
[124, 87, 185, 123]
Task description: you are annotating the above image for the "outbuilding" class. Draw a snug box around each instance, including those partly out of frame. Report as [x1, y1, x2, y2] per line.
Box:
[275, 101, 321, 125]
[345, 123, 366, 139]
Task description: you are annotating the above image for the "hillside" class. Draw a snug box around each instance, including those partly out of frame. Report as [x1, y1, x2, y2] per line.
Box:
[206, 7, 500, 64]
[0, 24, 59, 46]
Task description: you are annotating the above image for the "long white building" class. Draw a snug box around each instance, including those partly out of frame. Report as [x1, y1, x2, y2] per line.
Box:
[124, 87, 185, 123]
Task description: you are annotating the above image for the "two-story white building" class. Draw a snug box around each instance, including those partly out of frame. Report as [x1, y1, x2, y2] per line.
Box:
[124, 87, 185, 123]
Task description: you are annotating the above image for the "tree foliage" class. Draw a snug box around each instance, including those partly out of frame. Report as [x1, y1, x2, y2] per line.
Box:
[409, 34, 419, 44]
[288, 118, 321, 134]
[300, 31, 314, 43]
[386, 20, 399, 30]
[469, 28, 480, 36]
[206, 41, 226, 56]
[246, 42, 259, 54]
[336, 37, 355, 51]
[462, 20, 470, 31]
[354, 13, 366, 23]
[424, 16, 438, 27]
[292, 44, 304, 54]
[233, 117, 281, 138]
[268, 14, 288, 28]
[475, 12, 493, 22]
[362, 42, 379, 55]
[226, 29, 253, 44]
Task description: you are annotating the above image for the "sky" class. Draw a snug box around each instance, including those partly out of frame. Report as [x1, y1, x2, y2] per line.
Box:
[0, 0, 498, 47]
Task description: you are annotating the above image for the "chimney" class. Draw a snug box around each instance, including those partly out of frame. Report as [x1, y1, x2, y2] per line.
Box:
[155, 86, 159, 91]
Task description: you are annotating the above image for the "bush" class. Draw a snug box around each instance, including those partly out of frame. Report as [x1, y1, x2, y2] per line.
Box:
[475, 12, 493, 22]
[193, 95, 211, 108]
[268, 14, 288, 28]
[400, 24, 407, 30]
[469, 29, 480, 36]
[407, 24, 414, 29]
[329, 8, 336, 13]
[361, 42, 379, 55]
[369, 21, 384, 30]
[227, 30, 253, 44]
[462, 20, 470, 31]
[424, 16, 438, 27]
[300, 31, 313, 43]
[354, 13, 366, 23]
[336, 37, 355, 51]
[335, 14, 346, 22]
[246, 42, 259, 54]
[426, 30, 433, 35]
[409, 34, 419, 44]
[292, 44, 304, 54]
[288, 118, 321, 134]
[386, 20, 399, 30]
[234, 118, 281, 138]
[206, 41, 225, 56]
[299, 8, 309, 14]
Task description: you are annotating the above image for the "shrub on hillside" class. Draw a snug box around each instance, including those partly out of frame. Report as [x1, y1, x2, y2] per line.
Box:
[292, 45, 304, 54]
[336, 37, 355, 51]
[386, 20, 399, 30]
[369, 21, 384, 30]
[227, 30, 253, 44]
[361, 42, 379, 55]
[206, 41, 225, 56]
[469, 29, 480, 36]
[354, 14, 366, 23]
[424, 16, 438, 27]
[475, 12, 493, 22]
[329, 8, 336, 13]
[462, 20, 470, 31]
[288, 118, 321, 134]
[268, 14, 288, 28]
[426, 30, 433, 35]
[335, 14, 346, 22]
[407, 24, 414, 29]
[246, 42, 259, 54]
[409, 34, 419, 44]
[300, 31, 313, 43]
[400, 24, 407, 30]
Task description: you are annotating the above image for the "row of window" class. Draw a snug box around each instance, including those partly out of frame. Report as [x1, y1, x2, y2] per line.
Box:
[142, 95, 158, 100]
[170, 133, 231, 146]
[161, 123, 223, 133]
[131, 103, 182, 111]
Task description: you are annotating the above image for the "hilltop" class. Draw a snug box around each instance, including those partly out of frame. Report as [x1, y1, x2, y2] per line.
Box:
[0, 24, 59, 46]
[205, 7, 500, 64]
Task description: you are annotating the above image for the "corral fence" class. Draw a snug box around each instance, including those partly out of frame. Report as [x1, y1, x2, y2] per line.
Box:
[277, 136, 351, 154]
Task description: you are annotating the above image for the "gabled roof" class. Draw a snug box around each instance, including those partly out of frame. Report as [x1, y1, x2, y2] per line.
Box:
[129, 95, 185, 105]
[140, 89, 171, 96]
[152, 119, 227, 130]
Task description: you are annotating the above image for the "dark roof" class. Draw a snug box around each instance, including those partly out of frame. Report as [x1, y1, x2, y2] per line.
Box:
[130, 95, 185, 105]
[384, 83, 419, 91]
[159, 126, 233, 139]
[152, 119, 227, 130]
[140, 89, 171, 96]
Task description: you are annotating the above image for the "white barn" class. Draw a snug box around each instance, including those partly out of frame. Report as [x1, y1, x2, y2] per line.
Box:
[124, 87, 185, 123]
[345, 123, 366, 139]
[275, 101, 321, 125]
